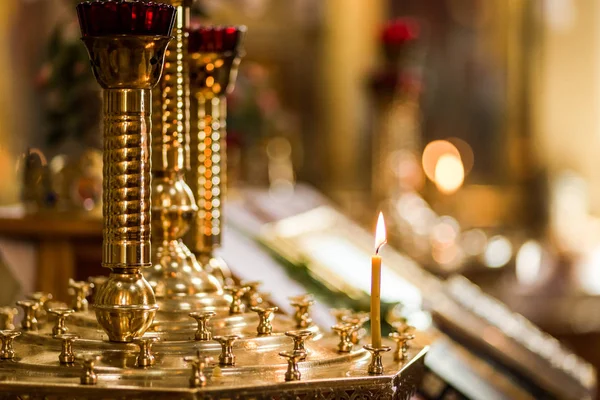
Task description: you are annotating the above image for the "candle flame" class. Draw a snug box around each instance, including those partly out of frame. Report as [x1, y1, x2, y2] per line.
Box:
[375, 212, 387, 254]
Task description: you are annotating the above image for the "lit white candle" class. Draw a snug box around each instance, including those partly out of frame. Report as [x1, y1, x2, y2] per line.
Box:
[371, 212, 387, 348]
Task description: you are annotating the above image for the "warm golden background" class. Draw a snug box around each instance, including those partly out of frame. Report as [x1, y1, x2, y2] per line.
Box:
[2, 0, 600, 395]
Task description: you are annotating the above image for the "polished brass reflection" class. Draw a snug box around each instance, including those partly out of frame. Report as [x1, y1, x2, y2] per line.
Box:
[215, 335, 239, 366]
[134, 336, 158, 367]
[251, 306, 278, 336]
[332, 323, 358, 353]
[186, 29, 246, 286]
[77, 354, 101, 385]
[48, 307, 74, 337]
[389, 324, 415, 362]
[0, 307, 17, 330]
[279, 350, 305, 381]
[0, 330, 20, 360]
[57, 333, 78, 364]
[289, 294, 314, 328]
[16, 300, 38, 331]
[184, 350, 213, 388]
[69, 279, 91, 312]
[285, 329, 313, 360]
[146, 0, 224, 308]
[81, 35, 171, 342]
[364, 345, 391, 375]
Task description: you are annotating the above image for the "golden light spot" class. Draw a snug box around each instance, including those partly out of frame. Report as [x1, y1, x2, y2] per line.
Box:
[433, 154, 464, 194]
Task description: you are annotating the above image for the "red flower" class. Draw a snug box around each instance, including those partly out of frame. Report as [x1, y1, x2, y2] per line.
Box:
[381, 18, 419, 46]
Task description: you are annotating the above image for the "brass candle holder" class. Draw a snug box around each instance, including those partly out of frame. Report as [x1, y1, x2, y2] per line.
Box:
[186, 26, 246, 286]
[77, 0, 176, 342]
[0, 3, 430, 399]
[145, 0, 225, 308]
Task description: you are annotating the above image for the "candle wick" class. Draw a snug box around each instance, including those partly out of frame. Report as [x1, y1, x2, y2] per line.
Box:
[375, 240, 387, 255]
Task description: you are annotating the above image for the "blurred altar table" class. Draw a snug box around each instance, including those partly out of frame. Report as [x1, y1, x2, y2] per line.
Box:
[0, 205, 102, 301]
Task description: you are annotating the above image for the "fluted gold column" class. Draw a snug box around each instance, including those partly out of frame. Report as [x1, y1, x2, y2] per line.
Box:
[102, 89, 152, 269]
[146, 0, 224, 308]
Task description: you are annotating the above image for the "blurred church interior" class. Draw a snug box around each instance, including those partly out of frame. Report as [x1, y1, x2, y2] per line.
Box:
[1, 0, 599, 398]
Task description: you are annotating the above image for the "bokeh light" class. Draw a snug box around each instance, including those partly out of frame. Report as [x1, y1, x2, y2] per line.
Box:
[434, 153, 465, 194]
[483, 235, 513, 268]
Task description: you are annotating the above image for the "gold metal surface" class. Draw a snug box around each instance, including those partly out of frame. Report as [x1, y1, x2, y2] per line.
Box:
[0, 311, 427, 399]
[145, 0, 225, 308]
[186, 28, 245, 285]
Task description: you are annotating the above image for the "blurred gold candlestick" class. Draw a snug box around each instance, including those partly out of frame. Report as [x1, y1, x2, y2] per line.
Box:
[186, 26, 246, 285]
[145, 0, 224, 306]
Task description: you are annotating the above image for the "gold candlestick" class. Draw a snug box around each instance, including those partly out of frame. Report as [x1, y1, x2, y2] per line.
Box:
[77, 1, 175, 341]
[186, 26, 246, 286]
[145, 0, 224, 307]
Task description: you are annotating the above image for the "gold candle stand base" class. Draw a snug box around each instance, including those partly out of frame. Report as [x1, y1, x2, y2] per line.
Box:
[364, 344, 392, 375]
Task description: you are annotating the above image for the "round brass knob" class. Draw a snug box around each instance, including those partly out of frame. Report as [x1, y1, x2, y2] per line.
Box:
[341, 312, 370, 345]
[0, 330, 21, 359]
[28, 292, 53, 327]
[133, 336, 159, 367]
[68, 279, 92, 312]
[288, 294, 314, 328]
[0, 307, 18, 330]
[214, 335, 239, 366]
[224, 285, 251, 315]
[56, 333, 79, 364]
[332, 323, 359, 353]
[76, 354, 102, 385]
[184, 350, 213, 388]
[250, 306, 278, 336]
[16, 300, 39, 331]
[330, 308, 351, 324]
[279, 350, 306, 381]
[284, 329, 313, 360]
[389, 326, 415, 362]
[189, 311, 216, 341]
[241, 281, 263, 308]
[48, 308, 75, 337]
